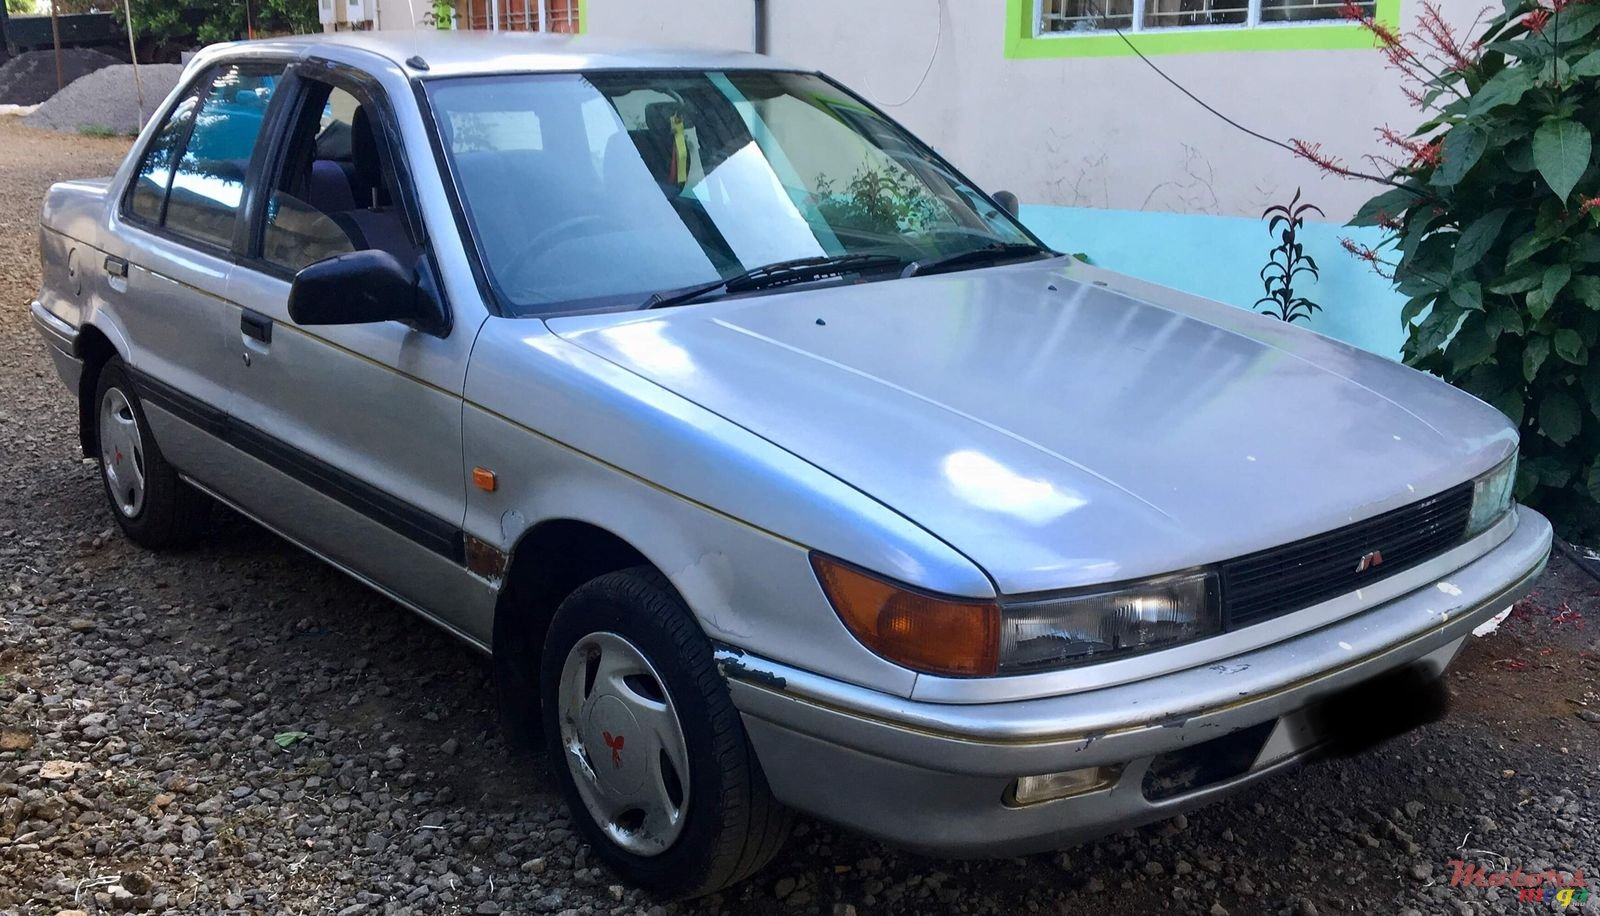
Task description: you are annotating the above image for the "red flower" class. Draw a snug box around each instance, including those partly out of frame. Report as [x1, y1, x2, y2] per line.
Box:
[1526, 8, 1552, 32]
[1580, 196, 1600, 214]
[1413, 139, 1443, 168]
[1340, 237, 1397, 279]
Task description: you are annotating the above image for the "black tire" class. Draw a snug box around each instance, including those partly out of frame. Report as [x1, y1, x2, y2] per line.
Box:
[92, 359, 208, 549]
[540, 567, 791, 898]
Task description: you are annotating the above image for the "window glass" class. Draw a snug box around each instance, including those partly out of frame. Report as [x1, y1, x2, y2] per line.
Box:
[1143, 0, 1246, 28]
[262, 84, 415, 275]
[426, 71, 1035, 314]
[128, 92, 200, 223]
[164, 64, 284, 248]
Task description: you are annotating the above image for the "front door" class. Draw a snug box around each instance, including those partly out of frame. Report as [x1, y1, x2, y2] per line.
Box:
[217, 66, 494, 646]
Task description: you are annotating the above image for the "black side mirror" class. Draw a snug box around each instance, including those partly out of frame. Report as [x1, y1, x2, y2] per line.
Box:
[288, 249, 449, 336]
[992, 190, 1020, 218]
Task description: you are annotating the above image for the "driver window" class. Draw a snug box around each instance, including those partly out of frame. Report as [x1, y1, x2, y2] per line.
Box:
[260, 83, 418, 274]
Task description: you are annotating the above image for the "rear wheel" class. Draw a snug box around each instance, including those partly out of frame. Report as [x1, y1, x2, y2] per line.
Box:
[540, 567, 791, 898]
[92, 360, 208, 549]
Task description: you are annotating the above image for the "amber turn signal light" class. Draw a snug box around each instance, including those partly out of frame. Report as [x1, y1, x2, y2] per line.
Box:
[810, 553, 1000, 676]
[472, 466, 497, 492]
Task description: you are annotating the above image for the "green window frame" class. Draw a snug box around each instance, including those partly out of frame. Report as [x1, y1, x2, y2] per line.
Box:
[1004, 0, 1400, 58]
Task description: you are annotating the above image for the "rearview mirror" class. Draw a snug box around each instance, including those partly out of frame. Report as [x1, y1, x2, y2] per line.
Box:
[992, 190, 1019, 218]
[288, 250, 449, 336]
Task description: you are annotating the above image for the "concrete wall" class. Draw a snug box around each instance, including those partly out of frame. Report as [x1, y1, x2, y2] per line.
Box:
[581, 0, 1477, 222]
[1021, 205, 1406, 358]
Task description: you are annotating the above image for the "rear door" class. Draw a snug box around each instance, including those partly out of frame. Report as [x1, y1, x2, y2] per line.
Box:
[109, 61, 288, 472]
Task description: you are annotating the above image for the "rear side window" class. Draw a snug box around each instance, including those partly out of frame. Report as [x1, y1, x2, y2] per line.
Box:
[128, 93, 199, 223]
[126, 63, 286, 248]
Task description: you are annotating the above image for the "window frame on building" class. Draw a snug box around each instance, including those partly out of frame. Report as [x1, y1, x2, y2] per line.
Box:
[1006, 0, 1398, 57]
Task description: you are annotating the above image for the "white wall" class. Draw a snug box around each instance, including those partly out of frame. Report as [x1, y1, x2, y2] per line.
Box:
[581, 0, 1475, 221]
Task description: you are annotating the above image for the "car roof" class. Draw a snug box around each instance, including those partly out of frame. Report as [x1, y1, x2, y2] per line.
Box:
[209, 31, 798, 78]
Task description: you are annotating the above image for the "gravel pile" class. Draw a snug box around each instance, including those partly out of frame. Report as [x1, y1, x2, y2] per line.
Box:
[0, 126, 1597, 915]
[23, 63, 181, 136]
[0, 49, 121, 106]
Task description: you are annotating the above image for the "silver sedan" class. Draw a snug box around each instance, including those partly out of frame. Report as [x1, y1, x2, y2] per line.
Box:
[31, 31, 1550, 898]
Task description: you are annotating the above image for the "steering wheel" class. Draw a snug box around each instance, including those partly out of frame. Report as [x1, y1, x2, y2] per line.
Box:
[498, 213, 625, 297]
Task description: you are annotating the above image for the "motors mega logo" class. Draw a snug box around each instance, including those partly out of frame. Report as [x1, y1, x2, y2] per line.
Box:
[1448, 860, 1591, 906]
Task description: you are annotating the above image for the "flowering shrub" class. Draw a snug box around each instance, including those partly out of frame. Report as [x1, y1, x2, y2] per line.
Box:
[1312, 0, 1600, 540]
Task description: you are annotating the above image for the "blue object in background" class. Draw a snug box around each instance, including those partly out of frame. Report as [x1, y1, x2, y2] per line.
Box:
[1020, 205, 1407, 360]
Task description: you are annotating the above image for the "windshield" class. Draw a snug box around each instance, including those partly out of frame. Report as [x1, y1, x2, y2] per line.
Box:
[423, 70, 1040, 314]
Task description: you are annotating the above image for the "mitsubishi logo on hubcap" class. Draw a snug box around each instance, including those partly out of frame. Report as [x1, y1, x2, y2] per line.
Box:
[603, 730, 625, 768]
[113, 446, 123, 465]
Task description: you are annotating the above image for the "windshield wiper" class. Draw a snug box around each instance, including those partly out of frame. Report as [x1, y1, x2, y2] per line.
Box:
[642, 253, 906, 310]
[901, 242, 1053, 278]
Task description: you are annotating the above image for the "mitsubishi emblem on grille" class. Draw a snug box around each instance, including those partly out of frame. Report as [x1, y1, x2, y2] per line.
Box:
[1355, 550, 1385, 572]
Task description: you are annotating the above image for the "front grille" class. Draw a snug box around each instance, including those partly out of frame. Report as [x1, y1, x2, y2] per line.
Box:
[1220, 482, 1474, 627]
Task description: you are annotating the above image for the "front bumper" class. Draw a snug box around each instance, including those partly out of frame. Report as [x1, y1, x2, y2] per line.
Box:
[31, 299, 82, 394]
[723, 504, 1551, 856]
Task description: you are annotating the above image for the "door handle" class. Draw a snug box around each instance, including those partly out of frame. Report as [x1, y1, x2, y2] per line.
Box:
[241, 310, 273, 345]
[104, 255, 127, 278]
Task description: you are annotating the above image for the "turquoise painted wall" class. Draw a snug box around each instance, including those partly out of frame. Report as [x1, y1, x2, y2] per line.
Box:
[1020, 205, 1406, 360]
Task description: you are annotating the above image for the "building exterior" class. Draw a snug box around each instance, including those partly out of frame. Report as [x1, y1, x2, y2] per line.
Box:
[358, 0, 1483, 222]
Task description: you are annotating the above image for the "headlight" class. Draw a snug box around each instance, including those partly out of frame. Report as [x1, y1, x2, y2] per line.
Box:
[999, 570, 1220, 672]
[1467, 453, 1517, 537]
[811, 555, 1219, 676]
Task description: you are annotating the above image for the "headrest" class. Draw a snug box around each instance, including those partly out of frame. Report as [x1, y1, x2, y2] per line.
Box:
[351, 106, 383, 190]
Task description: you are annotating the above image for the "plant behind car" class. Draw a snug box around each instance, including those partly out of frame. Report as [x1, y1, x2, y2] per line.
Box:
[1326, 0, 1600, 541]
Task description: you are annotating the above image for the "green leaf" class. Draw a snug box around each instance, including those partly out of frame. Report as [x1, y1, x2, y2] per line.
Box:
[1526, 334, 1551, 380]
[1532, 119, 1593, 202]
[1450, 281, 1485, 311]
[1526, 455, 1573, 488]
[1575, 49, 1600, 78]
[1450, 316, 1497, 373]
[1528, 285, 1554, 322]
[1348, 186, 1423, 228]
[1588, 455, 1600, 503]
[1508, 229, 1558, 266]
[1572, 274, 1600, 309]
[1555, 328, 1588, 364]
[1469, 66, 1537, 114]
[1555, 4, 1600, 42]
[1437, 126, 1489, 186]
[1486, 305, 1524, 339]
[1412, 305, 1460, 358]
[1401, 295, 1433, 327]
[1544, 263, 1574, 304]
[1490, 264, 1544, 294]
[1453, 208, 1511, 274]
[1539, 390, 1583, 444]
[273, 731, 309, 749]
[1505, 139, 1536, 173]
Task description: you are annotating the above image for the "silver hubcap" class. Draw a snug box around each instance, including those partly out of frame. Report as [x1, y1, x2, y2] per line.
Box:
[557, 632, 691, 856]
[98, 386, 146, 518]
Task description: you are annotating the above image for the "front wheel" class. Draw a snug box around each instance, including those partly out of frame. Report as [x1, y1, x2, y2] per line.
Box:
[540, 567, 791, 898]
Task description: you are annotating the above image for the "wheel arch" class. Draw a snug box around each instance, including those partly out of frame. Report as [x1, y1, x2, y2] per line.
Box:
[491, 517, 666, 736]
[75, 322, 124, 457]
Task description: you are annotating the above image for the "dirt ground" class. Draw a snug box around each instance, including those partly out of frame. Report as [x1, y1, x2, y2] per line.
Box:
[0, 120, 1597, 916]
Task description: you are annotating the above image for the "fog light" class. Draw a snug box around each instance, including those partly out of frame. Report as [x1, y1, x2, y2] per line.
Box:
[1008, 766, 1120, 806]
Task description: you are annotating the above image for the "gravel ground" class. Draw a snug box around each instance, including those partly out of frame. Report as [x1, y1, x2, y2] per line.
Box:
[0, 50, 123, 107]
[1, 123, 1597, 916]
[22, 65, 181, 136]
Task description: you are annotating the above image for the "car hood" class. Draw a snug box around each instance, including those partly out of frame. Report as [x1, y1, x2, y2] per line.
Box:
[545, 260, 1516, 595]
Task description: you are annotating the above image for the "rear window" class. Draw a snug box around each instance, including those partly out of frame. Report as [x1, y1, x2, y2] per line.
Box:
[126, 63, 286, 249]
